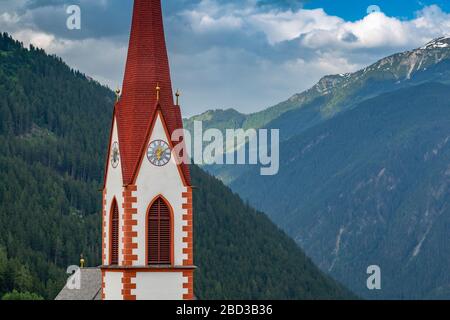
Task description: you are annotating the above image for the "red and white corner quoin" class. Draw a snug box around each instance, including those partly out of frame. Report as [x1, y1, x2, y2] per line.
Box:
[101, 0, 195, 300]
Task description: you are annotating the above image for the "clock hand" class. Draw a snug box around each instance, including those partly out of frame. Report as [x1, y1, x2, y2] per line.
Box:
[156, 147, 163, 160]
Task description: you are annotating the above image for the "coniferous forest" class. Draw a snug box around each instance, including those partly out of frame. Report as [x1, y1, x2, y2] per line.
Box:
[0, 33, 354, 300]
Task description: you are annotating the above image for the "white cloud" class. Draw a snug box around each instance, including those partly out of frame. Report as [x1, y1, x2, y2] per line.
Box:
[167, 3, 450, 114]
[182, 3, 450, 50]
[184, 10, 243, 33]
[1, 1, 450, 116]
[49, 38, 127, 90]
[13, 29, 55, 49]
[249, 8, 343, 44]
[298, 6, 450, 51]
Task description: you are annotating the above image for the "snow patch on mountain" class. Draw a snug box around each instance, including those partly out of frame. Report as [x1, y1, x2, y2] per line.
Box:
[420, 36, 450, 50]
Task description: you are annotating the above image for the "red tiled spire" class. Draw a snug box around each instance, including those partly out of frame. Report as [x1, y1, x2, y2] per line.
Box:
[115, 0, 190, 185]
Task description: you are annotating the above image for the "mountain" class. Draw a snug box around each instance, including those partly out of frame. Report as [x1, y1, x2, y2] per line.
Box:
[263, 36, 450, 140]
[184, 37, 450, 299]
[191, 165, 353, 299]
[230, 82, 450, 299]
[186, 37, 450, 184]
[186, 36, 450, 145]
[0, 33, 354, 300]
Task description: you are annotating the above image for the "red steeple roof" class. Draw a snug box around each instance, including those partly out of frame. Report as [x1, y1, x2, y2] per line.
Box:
[114, 0, 190, 186]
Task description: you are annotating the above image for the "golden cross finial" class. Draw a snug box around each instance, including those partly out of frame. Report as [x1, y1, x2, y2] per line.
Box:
[115, 88, 121, 102]
[156, 83, 161, 102]
[175, 89, 181, 105]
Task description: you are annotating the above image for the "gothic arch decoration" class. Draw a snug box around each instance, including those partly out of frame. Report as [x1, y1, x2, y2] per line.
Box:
[110, 198, 119, 265]
[146, 196, 174, 265]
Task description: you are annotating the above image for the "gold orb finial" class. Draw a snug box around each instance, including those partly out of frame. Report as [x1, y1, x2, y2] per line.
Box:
[115, 88, 121, 102]
[80, 254, 85, 268]
[175, 89, 181, 105]
[156, 82, 161, 102]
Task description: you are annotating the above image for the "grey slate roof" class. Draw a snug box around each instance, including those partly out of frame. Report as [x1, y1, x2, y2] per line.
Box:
[55, 268, 102, 300]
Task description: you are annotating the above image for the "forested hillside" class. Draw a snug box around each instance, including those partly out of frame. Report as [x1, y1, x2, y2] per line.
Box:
[0, 32, 111, 299]
[231, 83, 450, 299]
[191, 165, 353, 299]
[0, 33, 353, 300]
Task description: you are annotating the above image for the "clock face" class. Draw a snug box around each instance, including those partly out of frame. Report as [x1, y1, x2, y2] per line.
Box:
[147, 140, 171, 167]
[111, 142, 120, 168]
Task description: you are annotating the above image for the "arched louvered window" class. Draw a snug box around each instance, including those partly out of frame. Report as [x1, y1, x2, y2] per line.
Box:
[110, 199, 119, 265]
[148, 197, 171, 265]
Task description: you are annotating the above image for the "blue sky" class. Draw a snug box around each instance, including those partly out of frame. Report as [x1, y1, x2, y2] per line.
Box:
[305, 0, 450, 20]
[1, 0, 450, 116]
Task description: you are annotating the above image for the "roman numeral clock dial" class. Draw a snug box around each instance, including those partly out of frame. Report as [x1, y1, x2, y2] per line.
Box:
[147, 139, 171, 167]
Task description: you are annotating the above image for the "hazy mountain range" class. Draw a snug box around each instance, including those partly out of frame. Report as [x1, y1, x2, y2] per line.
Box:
[186, 36, 450, 299]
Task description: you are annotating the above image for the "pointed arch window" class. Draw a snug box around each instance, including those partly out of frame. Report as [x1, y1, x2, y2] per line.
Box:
[148, 197, 172, 265]
[110, 199, 119, 265]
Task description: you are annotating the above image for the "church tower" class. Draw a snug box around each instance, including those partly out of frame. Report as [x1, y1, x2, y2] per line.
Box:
[101, 0, 194, 300]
